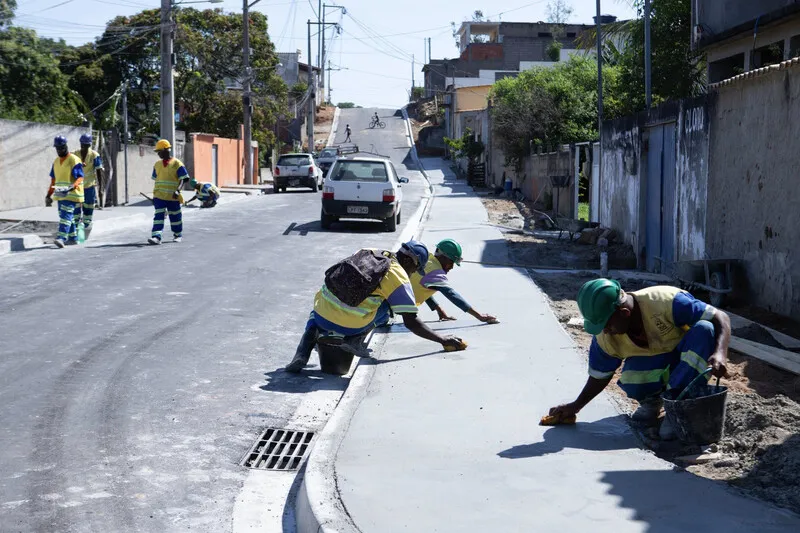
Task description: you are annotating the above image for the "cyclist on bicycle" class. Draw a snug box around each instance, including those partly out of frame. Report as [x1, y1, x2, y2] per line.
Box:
[372, 112, 380, 126]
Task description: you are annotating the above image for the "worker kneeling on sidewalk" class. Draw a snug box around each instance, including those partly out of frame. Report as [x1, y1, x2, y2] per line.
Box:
[187, 179, 220, 208]
[411, 238, 498, 323]
[548, 279, 731, 439]
[285, 241, 465, 373]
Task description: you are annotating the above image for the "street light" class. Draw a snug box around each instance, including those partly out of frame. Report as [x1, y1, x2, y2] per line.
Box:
[159, 0, 223, 147]
[242, 0, 265, 185]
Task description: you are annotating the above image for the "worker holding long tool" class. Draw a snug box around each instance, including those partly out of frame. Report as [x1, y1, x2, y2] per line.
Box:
[187, 179, 220, 208]
[547, 279, 731, 439]
[148, 139, 189, 245]
[74, 133, 103, 239]
[285, 241, 466, 373]
[411, 239, 498, 324]
[46, 136, 85, 248]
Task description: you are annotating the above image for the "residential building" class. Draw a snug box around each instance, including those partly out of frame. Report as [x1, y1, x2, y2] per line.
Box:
[422, 20, 594, 97]
[694, 0, 800, 83]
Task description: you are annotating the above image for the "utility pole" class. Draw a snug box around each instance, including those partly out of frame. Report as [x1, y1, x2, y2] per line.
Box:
[644, 0, 652, 108]
[159, 0, 175, 146]
[412, 54, 415, 92]
[317, 0, 322, 67]
[122, 83, 129, 204]
[243, 0, 253, 184]
[428, 37, 431, 65]
[595, 0, 603, 207]
[307, 19, 314, 152]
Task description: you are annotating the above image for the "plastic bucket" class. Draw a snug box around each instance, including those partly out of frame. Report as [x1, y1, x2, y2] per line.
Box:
[662, 385, 728, 444]
[318, 344, 354, 376]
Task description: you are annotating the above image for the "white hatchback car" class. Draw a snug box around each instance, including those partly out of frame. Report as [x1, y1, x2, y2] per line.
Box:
[320, 156, 409, 232]
[274, 153, 323, 193]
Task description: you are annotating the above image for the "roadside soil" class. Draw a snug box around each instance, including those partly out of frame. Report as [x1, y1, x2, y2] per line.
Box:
[483, 195, 800, 516]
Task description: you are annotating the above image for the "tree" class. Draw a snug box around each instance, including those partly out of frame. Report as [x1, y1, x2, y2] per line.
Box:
[0, 27, 87, 124]
[444, 128, 484, 163]
[546, 0, 573, 62]
[410, 86, 424, 101]
[490, 56, 622, 172]
[338, 102, 356, 108]
[0, 0, 16, 29]
[546, 0, 573, 25]
[578, 0, 704, 114]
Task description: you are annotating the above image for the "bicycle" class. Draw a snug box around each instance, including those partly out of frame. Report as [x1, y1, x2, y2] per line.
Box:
[369, 119, 386, 129]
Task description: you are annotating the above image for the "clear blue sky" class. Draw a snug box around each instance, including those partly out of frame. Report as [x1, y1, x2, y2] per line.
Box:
[15, 0, 637, 108]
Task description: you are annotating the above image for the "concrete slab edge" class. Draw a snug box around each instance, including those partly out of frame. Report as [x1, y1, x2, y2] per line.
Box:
[295, 136, 435, 533]
[326, 107, 341, 148]
[0, 240, 10, 256]
[0, 234, 44, 251]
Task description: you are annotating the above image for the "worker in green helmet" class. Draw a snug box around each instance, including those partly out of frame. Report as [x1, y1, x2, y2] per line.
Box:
[186, 178, 220, 208]
[409, 238, 498, 324]
[548, 278, 730, 439]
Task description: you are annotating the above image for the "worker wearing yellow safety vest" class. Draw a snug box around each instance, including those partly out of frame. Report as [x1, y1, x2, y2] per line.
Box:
[46, 135, 85, 248]
[547, 279, 731, 440]
[410, 239, 498, 324]
[74, 133, 103, 239]
[187, 179, 220, 208]
[148, 139, 190, 245]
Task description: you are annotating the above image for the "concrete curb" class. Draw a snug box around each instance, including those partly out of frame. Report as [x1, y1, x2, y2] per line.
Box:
[326, 107, 341, 148]
[295, 110, 436, 533]
[0, 234, 44, 252]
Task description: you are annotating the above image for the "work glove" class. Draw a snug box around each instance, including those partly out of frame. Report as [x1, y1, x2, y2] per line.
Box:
[52, 186, 71, 198]
[45, 195, 53, 207]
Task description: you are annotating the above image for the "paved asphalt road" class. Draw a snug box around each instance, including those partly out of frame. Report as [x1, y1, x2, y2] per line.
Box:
[0, 108, 424, 532]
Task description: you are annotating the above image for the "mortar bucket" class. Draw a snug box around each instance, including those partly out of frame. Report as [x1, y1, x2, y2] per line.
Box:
[317, 344, 354, 376]
[662, 385, 728, 444]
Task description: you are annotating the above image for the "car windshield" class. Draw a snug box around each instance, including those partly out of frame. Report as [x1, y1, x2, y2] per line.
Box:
[320, 150, 337, 157]
[278, 155, 310, 166]
[330, 161, 388, 182]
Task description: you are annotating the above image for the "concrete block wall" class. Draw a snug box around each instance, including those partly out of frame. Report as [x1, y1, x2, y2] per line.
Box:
[707, 64, 800, 316]
[0, 119, 91, 211]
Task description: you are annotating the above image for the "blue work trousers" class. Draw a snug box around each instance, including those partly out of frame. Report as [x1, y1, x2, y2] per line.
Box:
[151, 198, 182, 238]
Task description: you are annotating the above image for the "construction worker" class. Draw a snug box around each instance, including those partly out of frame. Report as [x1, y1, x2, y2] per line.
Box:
[411, 238, 498, 323]
[548, 279, 731, 439]
[46, 136, 84, 248]
[74, 133, 103, 238]
[148, 139, 189, 245]
[187, 179, 220, 208]
[285, 240, 465, 373]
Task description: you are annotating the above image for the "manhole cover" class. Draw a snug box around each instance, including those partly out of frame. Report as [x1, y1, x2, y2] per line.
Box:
[241, 428, 315, 471]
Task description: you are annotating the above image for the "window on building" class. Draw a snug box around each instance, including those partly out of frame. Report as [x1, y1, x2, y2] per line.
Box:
[789, 35, 800, 59]
[538, 32, 552, 38]
[709, 53, 745, 83]
[566, 32, 577, 38]
[751, 40, 785, 69]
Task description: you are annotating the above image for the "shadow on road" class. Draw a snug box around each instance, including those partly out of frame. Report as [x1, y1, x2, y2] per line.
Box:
[260, 369, 349, 393]
[498, 416, 636, 458]
[282, 220, 388, 236]
[87, 243, 150, 249]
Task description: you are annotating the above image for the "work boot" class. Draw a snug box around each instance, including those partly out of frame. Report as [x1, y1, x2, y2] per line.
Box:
[53, 239, 65, 248]
[285, 326, 319, 373]
[338, 333, 371, 358]
[631, 397, 663, 422]
[659, 416, 677, 440]
[173, 236, 183, 243]
[148, 236, 162, 245]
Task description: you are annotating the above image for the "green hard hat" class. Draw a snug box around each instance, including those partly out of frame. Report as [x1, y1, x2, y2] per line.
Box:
[577, 278, 622, 335]
[436, 239, 462, 266]
[189, 178, 198, 188]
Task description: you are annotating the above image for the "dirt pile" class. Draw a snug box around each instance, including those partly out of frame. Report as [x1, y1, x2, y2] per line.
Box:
[692, 392, 800, 514]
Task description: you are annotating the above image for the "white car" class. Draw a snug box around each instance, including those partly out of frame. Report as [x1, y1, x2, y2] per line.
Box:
[274, 153, 323, 192]
[320, 156, 409, 232]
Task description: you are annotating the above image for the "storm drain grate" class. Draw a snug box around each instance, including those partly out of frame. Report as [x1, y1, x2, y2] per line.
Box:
[241, 428, 315, 471]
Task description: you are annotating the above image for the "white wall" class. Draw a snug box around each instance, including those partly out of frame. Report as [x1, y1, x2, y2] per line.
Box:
[0, 119, 91, 211]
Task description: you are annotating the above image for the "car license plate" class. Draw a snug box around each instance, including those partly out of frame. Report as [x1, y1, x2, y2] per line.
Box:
[347, 206, 369, 214]
[289, 179, 299, 186]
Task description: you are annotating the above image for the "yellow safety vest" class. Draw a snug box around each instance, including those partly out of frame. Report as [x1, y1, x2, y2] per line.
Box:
[153, 158, 188, 201]
[52, 154, 84, 204]
[597, 286, 691, 359]
[410, 255, 446, 306]
[74, 148, 101, 189]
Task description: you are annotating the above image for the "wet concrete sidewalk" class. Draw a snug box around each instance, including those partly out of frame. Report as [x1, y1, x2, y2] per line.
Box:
[314, 158, 800, 532]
